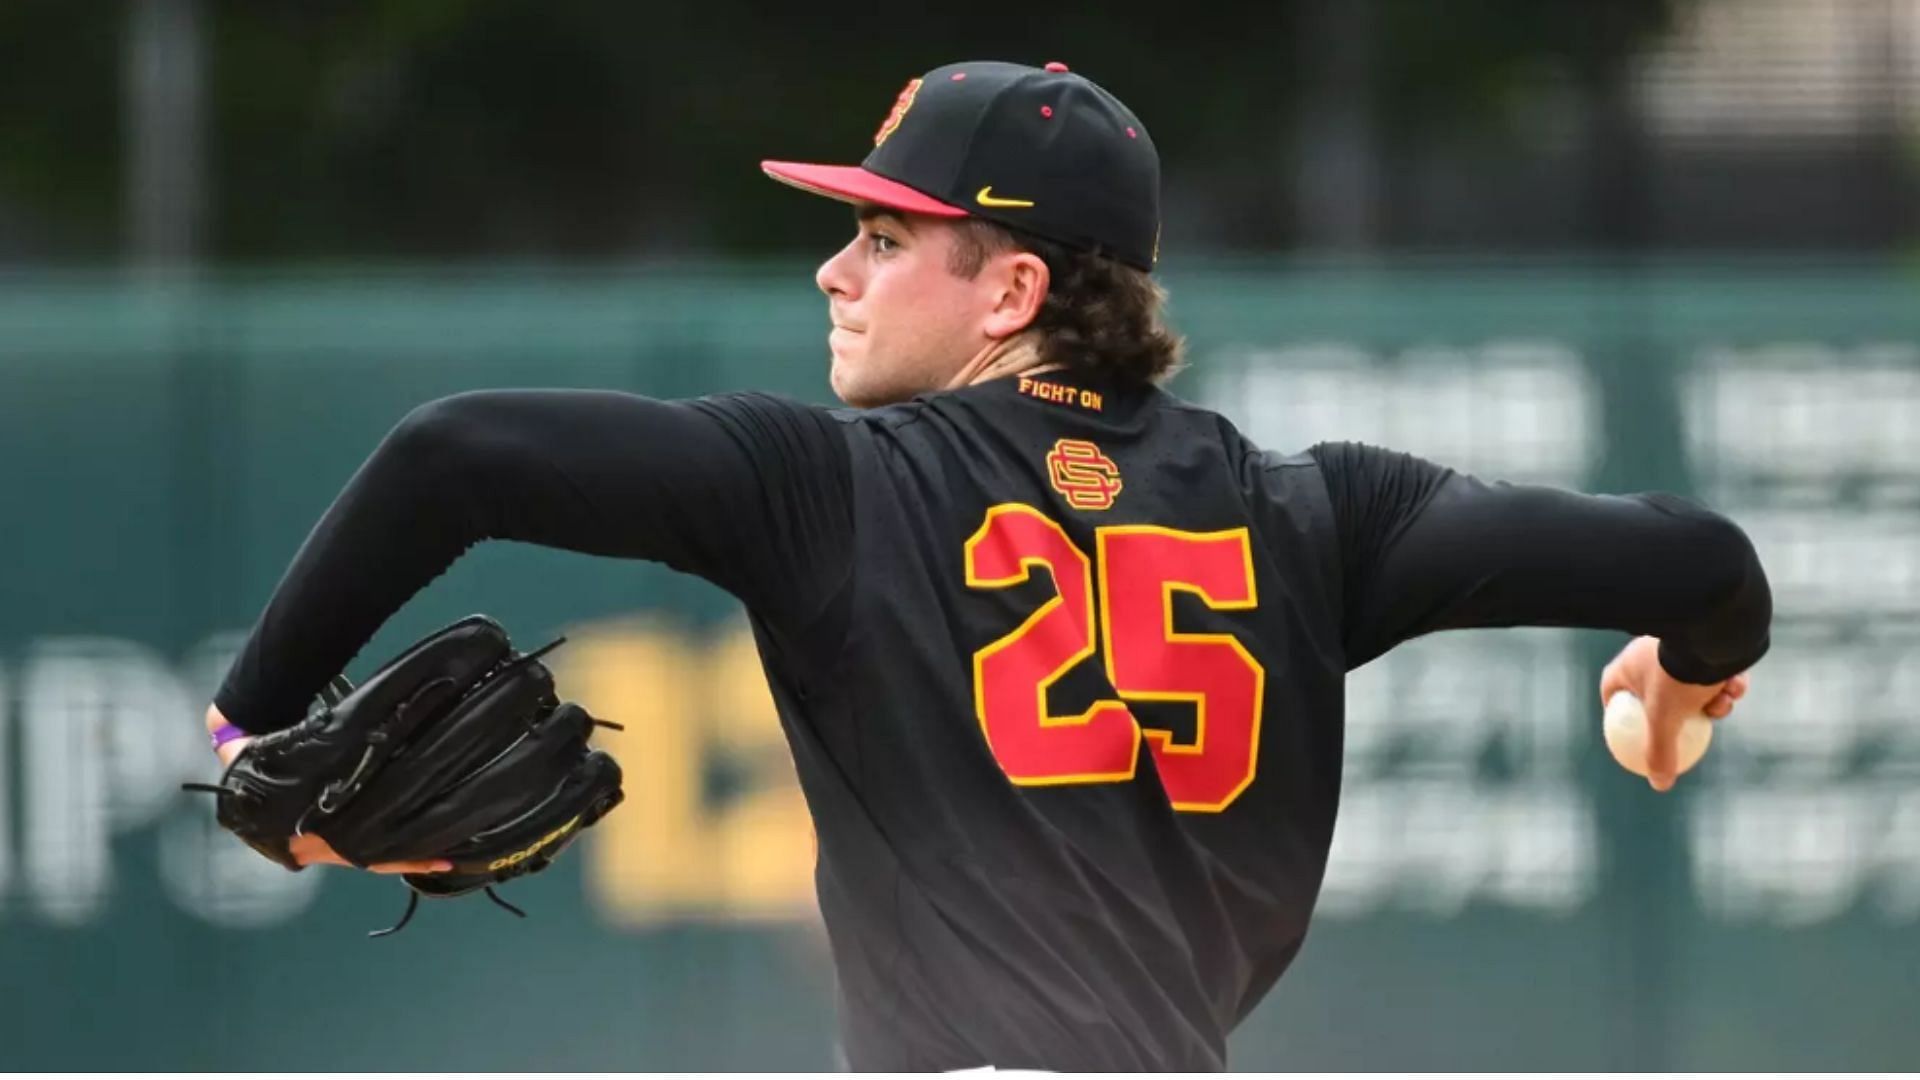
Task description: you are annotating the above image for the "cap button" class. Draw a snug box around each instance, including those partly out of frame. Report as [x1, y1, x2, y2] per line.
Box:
[1043, 61, 1069, 72]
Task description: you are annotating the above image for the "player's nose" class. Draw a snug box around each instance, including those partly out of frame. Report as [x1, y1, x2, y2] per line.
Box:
[815, 238, 861, 300]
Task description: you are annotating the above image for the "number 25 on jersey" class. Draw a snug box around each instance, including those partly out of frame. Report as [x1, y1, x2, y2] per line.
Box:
[964, 503, 1265, 812]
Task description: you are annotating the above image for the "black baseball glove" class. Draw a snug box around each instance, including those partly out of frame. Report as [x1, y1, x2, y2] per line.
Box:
[183, 614, 625, 936]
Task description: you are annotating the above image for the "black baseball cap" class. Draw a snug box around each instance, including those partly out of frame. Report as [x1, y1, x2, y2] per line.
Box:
[763, 60, 1161, 271]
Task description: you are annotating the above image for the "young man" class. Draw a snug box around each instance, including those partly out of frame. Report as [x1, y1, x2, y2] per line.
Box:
[205, 60, 1766, 1070]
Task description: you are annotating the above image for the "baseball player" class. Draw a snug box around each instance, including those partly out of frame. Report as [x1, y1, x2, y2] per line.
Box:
[203, 60, 1768, 1069]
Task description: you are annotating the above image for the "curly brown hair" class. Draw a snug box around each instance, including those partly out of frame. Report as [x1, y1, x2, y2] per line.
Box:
[947, 219, 1185, 387]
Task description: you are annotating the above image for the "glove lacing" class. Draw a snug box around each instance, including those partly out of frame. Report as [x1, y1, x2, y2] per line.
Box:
[370, 886, 528, 939]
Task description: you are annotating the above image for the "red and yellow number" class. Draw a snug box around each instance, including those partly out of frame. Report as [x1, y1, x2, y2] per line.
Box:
[965, 505, 1140, 784]
[1098, 527, 1263, 811]
[964, 504, 1265, 812]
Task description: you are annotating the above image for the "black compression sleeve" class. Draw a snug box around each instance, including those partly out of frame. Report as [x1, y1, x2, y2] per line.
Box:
[214, 389, 853, 732]
[1309, 441, 1771, 682]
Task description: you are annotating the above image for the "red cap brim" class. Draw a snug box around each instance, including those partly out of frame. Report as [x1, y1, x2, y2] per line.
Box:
[761, 161, 969, 218]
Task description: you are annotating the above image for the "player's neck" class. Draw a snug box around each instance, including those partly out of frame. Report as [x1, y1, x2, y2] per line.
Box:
[945, 333, 1062, 392]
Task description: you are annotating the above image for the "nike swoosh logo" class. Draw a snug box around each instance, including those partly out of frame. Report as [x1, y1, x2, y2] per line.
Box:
[976, 186, 1036, 209]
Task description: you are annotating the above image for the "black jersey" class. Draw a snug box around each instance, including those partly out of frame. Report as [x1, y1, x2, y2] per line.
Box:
[216, 370, 1770, 1071]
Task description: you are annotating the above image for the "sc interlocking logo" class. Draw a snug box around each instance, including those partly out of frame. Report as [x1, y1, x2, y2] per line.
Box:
[1046, 438, 1123, 511]
[873, 77, 922, 147]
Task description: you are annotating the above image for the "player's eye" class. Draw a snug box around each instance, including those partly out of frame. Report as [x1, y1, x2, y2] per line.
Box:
[868, 232, 899, 255]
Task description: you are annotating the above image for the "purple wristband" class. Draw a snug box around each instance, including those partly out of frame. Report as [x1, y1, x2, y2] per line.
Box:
[210, 722, 250, 749]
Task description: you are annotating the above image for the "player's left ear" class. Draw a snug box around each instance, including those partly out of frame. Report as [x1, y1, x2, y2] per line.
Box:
[979, 251, 1050, 339]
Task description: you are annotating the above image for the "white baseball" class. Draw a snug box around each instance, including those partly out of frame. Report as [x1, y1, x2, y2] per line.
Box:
[1603, 690, 1714, 779]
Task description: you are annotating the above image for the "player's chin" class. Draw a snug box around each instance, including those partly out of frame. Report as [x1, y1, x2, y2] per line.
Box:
[827, 335, 869, 392]
[828, 354, 869, 407]
[830, 360, 905, 410]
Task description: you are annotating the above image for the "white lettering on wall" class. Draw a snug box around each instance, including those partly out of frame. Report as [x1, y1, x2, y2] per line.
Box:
[1685, 346, 1920, 489]
[9, 635, 318, 927]
[1684, 345, 1920, 926]
[1322, 780, 1596, 917]
[1345, 631, 1582, 779]
[159, 632, 320, 925]
[1204, 343, 1601, 919]
[1692, 785, 1920, 925]
[1203, 341, 1599, 486]
[22, 639, 198, 923]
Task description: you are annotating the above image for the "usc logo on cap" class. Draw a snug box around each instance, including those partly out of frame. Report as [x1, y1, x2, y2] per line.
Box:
[874, 77, 923, 147]
[1046, 438, 1123, 511]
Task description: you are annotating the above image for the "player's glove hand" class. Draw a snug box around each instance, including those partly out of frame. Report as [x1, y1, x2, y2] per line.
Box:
[184, 614, 625, 935]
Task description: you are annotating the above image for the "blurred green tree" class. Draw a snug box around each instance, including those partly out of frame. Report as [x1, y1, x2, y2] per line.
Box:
[0, 0, 1677, 260]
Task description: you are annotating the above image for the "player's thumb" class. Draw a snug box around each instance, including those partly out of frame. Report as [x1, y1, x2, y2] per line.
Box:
[1597, 635, 1659, 708]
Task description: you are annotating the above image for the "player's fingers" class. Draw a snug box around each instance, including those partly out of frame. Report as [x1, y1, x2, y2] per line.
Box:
[289, 831, 348, 867]
[1598, 662, 1630, 708]
[1703, 694, 1734, 719]
[305, 851, 451, 874]
[1645, 756, 1677, 791]
[367, 859, 455, 875]
[1646, 736, 1678, 789]
[1641, 717, 1677, 791]
[1726, 672, 1751, 699]
[288, 832, 451, 874]
[1643, 703, 1681, 792]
